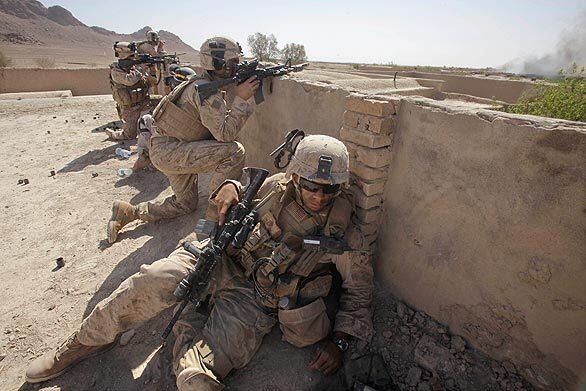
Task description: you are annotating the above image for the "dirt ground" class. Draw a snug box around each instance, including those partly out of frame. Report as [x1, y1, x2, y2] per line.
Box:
[0, 95, 534, 391]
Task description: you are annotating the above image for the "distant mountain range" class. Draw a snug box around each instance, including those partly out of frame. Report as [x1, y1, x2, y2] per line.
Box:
[0, 0, 199, 67]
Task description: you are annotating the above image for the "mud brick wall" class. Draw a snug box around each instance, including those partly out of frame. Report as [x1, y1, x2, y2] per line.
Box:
[2, 69, 583, 390]
[338, 94, 400, 250]
[356, 66, 536, 104]
[377, 97, 586, 390]
[0, 68, 111, 96]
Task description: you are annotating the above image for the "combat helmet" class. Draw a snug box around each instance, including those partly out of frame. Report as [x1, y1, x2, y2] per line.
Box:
[165, 66, 197, 89]
[146, 30, 159, 43]
[199, 36, 242, 71]
[172, 66, 196, 82]
[113, 41, 135, 60]
[286, 135, 349, 185]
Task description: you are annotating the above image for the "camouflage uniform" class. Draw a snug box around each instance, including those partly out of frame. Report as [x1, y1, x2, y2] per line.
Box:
[134, 71, 252, 221]
[108, 63, 152, 140]
[137, 30, 169, 95]
[105, 36, 251, 244]
[75, 173, 374, 390]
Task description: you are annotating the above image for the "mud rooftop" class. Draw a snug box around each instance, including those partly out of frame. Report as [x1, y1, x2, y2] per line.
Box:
[0, 67, 584, 391]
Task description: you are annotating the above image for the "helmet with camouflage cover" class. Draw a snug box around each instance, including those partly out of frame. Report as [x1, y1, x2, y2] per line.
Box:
[287, 135, 349, 185]
[113, 41, 135, 60]
[146, 30, 159, 43]
[199, 36, 242, 71]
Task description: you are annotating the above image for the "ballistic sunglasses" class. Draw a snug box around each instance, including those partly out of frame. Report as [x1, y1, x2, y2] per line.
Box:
[298, 177, 341, 195]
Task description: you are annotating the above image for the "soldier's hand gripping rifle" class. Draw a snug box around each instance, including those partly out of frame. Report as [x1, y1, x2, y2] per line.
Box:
[161, 167, 269, 340]
[197, 59, 308, 105]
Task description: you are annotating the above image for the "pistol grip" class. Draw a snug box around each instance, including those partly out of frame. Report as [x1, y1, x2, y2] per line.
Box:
[254, 79, 265, 104]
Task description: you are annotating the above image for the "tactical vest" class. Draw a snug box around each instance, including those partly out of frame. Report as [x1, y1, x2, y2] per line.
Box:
[109, 65, 148, 108]
[237, 178, 353, 310]
[151, 76, 213, 142]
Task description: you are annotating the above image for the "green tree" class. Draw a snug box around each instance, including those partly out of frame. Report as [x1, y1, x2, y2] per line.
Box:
[501, 64, 586, 122]
[281, 43, 307, 64]
[247, 33, 279, 61]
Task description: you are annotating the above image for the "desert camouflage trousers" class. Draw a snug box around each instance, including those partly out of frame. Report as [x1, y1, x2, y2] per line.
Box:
[110, 97, 161, 140]
[76, 244, 277, 391]
[108, 101, 151, 140]
[135, 135, 245, 222]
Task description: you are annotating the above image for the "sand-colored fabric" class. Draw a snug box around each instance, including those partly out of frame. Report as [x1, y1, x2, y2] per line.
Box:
[278, 297, 330, 347]
[109, 64, 149, 108]
[153, 72, 253, 143]
[135, 137, 245, 222]
[75, 174, 373, 388]
[106, 101, 151, 139]
[76, 244, 276, 388]
[135, 71, 252, 222]
[215, 173, 375, 340]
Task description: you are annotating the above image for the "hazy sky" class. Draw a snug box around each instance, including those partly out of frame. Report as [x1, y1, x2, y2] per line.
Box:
[40, 0, 585, 68]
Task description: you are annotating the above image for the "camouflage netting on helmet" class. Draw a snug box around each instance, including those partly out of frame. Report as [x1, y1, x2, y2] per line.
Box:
[287, 135, 349, 185]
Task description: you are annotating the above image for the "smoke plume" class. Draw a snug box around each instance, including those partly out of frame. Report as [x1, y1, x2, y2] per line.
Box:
[502, 11, 586, 76]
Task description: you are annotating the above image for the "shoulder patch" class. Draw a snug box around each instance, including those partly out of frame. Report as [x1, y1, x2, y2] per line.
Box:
[284, 201, 310, 223]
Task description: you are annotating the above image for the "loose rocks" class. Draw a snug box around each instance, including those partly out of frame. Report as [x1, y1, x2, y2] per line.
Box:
[450, 336, 466, 353]
[120, 329, 135, 346]
[414, 335, 455, 374]
[407, 366, 422, 386]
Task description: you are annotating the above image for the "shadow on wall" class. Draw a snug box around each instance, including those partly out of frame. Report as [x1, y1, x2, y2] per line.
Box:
[240, 78, 349, 170]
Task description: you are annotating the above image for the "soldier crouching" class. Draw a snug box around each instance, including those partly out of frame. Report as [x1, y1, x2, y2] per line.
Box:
[106, 41, 155, 141]
[25, 135, 374, 390]
[106, 36, 260, 244]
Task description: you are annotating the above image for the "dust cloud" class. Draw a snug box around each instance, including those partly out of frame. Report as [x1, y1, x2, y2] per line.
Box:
[502, 11, 586, 76]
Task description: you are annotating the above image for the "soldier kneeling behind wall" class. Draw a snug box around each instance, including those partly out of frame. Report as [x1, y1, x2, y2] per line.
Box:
[106, 36, 260, 244]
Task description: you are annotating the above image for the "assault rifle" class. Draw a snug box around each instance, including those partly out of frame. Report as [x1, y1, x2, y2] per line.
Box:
[197, 59, 308, 104]
[118, 53, 181, 70]
[161, 167, 269, 340]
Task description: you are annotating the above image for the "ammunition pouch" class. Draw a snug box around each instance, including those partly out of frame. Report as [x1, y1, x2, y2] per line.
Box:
[152, 78, 212, 141]
[111, 81, 148, 108]
[278, 298, 330, 347]
[297, 273, 333, 306]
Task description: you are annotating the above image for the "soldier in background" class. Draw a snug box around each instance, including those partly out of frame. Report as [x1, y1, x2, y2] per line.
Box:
[137, 30, 168, 95]
[106, 36, 259, 243]
[105, 42, 153, 141]
[137, 30, 165, 56]
[25, 135, 374, 391]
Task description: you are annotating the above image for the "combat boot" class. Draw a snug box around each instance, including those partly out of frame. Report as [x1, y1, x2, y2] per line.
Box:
[107, 200, 138, 243]
[25, 333, 115, 383]
[105, 127, 129, 140]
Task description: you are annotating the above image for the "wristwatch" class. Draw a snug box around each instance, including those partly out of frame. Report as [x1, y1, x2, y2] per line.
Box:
[330, 335, 349, 352]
